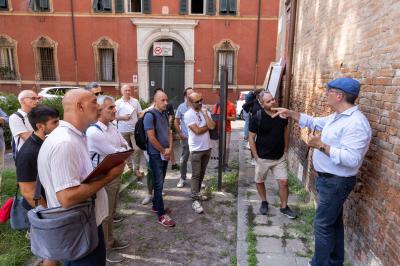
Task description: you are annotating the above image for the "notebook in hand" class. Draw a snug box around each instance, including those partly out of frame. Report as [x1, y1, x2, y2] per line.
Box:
[83, 150, 133, 183]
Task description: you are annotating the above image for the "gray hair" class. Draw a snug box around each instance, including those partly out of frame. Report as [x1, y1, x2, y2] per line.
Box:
[18, 90, 36, 103]
[96, 95, 114, 106]
[85, 82, 99, 91]
[259, 89, 273, 101]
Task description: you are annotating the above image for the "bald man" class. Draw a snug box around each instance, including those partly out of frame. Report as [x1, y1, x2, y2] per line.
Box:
[144, 90, 176, 227]
[115, 84, 144, 181]
[37, 89, 125, 265]
[9, 90, 41, 154]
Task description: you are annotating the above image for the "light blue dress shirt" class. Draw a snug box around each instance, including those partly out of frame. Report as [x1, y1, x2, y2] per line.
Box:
[0, 108, 9, 150]
[299, 106, 372, 177]
[175, 101, 190, 138]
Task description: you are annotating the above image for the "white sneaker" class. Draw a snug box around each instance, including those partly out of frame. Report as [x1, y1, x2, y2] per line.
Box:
[177, 179, 185, 188]
[192, 200, 204, 214]
[141, 195, 152, 205]
[251, 159, 256, 166]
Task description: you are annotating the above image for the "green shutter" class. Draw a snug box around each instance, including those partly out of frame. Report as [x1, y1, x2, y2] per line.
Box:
[39, 0, 48, 9]
[228, 0, 236, 13]
[0, 0, 7, 8]
[206, 0, 215, 15]
[115, 0, 124, 13]
[103, 0, 112, 10]
[92, 0, 99, 11]
[142, 0, 151, 14]
[220, 0, 227, 12]
[179, 0, 188, 15]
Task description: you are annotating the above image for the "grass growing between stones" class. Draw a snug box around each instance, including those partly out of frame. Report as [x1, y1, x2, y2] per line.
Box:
[246, 205, 258, 266]
[287, 172, 315, 258]
[205, 170, 239, 197]
[0, 169, 32, 266]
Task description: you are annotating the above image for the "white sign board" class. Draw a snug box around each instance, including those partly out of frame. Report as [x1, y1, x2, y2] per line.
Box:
[153, 42, 173, 56]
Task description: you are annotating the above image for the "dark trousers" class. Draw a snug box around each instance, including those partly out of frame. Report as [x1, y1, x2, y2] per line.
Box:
[311, 175, 356, 266]
[180, 138, 190, 180]
[190, 149, 211, 199]
[64, 225, 106, 266]
[149, 154, 168, 217]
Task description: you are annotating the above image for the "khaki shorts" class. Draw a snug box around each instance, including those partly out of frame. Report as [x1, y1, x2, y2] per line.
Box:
[255, 155, 288, 183]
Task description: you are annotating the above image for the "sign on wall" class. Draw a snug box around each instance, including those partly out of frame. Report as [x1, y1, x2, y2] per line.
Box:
[153, 42, 173, 56]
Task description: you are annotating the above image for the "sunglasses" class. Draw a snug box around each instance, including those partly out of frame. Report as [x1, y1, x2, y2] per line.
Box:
[94, 91, 104, 96]
[194, 99, 203, 104]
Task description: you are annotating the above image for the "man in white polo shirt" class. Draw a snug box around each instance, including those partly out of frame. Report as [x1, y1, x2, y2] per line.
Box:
[38, 89, 125, 266]
[86, 95, 130, 264]
[9, 90, 40, 153]
[115, 84, 144, 181]
[184, 93, 215, 214]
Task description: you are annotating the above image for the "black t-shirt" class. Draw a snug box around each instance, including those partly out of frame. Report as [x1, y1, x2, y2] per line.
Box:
[16, 134, 46, 210]
[249, 110, 288, 160]
[166, 103, 175, 117]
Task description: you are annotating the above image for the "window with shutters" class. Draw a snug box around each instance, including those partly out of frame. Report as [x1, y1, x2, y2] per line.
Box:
[29, 0, 50, 12]
[0, 35, 19, 80]
[189, 0, 205, 15]
[0, 0, 9, 11]
[32, 36, 59, 81]
[93, 0, 112, 12]
[213, 40, 239, 85]
[220, 0, 236, 15]
[127, 0, 141, 12]
[93, 37, 119, 83]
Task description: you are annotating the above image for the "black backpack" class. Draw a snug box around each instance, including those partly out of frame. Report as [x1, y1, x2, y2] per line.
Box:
[134, 110, 156, 150]
[209, 104, 220, 140]
[11, 112, 25, 161]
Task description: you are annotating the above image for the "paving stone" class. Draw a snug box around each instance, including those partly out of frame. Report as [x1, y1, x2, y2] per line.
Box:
[254, 225, 284, 237]
[285, 239, 307, 254]
[253, 215, 269, 225]
[256, 253, 297, 266]
[287, 228, 302, 238]
[256, 237, 284, 254]
[268, 213, 295, 226]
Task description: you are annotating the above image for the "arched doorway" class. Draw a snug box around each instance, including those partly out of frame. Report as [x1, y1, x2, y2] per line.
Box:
[148, 39, 185, 108]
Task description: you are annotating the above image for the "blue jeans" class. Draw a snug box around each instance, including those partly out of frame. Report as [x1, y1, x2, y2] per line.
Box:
[64, 225, 106, 266]
[311, 175, 356, 266]
[149, 154, 168, 217]
[243, 111, 250, 139]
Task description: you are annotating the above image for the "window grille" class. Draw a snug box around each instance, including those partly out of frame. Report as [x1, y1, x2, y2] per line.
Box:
[0, 47, 16, 80]
[38, 47, 56, 81]
[99, 48, 115, 81]
[218, 51, 234, 84]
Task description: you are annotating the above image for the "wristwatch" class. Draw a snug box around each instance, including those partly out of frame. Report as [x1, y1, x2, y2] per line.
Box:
[319, 144, 325, 153]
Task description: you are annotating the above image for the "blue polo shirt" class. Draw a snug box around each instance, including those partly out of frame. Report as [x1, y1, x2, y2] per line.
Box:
[144, 109, 169, 155]
[175, 101, 190, 137]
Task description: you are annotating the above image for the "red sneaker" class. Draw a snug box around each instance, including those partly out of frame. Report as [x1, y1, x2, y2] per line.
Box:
[158, 214, 176, 227]
[151, 206, 171, 214]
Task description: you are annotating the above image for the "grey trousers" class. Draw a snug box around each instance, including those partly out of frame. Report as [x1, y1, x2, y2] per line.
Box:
[102, 176, 121, 248]
[190, 148, 211, 199]
[180, 138, 190, 180]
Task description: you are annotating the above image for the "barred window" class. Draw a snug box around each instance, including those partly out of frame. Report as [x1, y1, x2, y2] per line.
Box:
[99, 48, 115, 81]
[93, 0, 112, 12]
[127, 0, 141, 12]
[220, 0, 236, 15]
[218, 51, 234, 84]
[0, 47, 16, 80]
[38, 47, 56, 81]
[29, 0, 50, 12]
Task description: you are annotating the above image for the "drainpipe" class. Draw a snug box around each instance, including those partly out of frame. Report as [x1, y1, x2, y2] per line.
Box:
[70, 0, 79, 85]
[253, 0, 261, 90]
[283, 0, 297, 108]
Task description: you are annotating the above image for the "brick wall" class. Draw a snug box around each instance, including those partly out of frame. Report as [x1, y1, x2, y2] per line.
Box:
[278, 0, 400, 265]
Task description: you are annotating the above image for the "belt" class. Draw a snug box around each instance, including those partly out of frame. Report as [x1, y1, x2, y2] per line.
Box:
[317, 172, 356, 179]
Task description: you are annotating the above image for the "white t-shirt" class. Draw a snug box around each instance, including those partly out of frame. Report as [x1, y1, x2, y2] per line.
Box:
[115, 97, 142, 133]
[184, 108, 211, 152]
[9, 109, 33, 151]
[38, 121, 108, 226]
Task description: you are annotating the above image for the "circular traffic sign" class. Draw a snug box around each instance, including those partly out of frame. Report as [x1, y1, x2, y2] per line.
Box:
[154, 47, 162, 55]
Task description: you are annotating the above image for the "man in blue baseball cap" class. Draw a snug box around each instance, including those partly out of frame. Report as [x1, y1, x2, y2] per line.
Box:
[271, 77, 372, 266]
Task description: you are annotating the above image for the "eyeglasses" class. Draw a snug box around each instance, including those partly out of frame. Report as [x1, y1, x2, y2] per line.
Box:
[24, 96, 41, 101]
[194, 99, 203, 104]
[94, 91, 104, 96]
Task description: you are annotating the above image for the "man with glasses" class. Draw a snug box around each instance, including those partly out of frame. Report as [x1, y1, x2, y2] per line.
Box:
[184, 93, 215, 214]
[272, 78, 372, 266]
[85, 82, 104, 96]
[9, 90, 41, 152]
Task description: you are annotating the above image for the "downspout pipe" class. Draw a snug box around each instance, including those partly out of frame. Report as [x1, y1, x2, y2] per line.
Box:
[70, 0, 78, 85]
[284, 0, 297, 108]
[254, 0, 262, 90]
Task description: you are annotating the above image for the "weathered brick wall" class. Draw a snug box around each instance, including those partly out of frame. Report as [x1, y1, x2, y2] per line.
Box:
[278, 0, 400, 265]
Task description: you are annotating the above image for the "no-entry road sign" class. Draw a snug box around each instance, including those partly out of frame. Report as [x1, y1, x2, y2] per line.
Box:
[153, 42, 173, 56]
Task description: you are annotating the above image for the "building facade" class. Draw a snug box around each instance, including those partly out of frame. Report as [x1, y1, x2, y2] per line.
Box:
[277, 0, 400, 265]
[0, 0, 279, 106]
